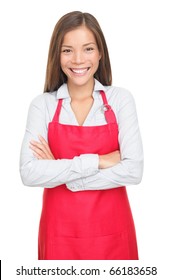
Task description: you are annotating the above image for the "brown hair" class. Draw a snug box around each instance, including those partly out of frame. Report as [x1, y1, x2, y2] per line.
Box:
[44, 11, 112, 92]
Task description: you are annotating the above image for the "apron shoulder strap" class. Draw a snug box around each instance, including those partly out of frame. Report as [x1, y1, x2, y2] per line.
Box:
[100, 90, 117, 124]
[52, 99, 63, 122]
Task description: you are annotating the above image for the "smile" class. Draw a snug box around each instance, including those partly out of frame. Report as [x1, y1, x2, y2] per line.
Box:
[70, 67, 90, 74]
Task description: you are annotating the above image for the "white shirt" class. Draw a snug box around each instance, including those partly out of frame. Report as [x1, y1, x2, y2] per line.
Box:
[20, 79, 143, 191]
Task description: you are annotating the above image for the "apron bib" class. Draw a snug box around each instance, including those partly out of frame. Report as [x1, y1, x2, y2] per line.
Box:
[38, 90, 138, 260]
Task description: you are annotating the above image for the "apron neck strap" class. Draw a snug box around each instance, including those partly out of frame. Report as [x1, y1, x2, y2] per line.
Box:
[100, 90, 117, 124]
[52, 99, 63, 122]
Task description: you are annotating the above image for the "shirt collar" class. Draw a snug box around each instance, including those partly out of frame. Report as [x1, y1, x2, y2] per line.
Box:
[55, 79, 106, 100]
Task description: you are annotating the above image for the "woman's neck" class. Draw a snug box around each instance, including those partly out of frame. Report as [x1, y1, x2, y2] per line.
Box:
[67, 80, 95, 101]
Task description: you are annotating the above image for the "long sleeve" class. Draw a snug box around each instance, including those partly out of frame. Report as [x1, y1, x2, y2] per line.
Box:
[66, 90, 143, 191]
[20, 81, 143, 190]
[19, 94, 99, 188]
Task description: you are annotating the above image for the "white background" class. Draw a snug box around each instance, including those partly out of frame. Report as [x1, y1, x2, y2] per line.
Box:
[0, 0, 171, 279]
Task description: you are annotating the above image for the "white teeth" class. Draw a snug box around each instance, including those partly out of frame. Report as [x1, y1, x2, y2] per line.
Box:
[71, 68, 88, 74]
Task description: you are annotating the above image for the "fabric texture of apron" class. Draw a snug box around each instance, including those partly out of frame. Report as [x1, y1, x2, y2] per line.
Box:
[38, 90, 138, 260]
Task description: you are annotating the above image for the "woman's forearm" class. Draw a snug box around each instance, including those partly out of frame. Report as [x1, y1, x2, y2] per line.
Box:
[98, 150, 121, 169]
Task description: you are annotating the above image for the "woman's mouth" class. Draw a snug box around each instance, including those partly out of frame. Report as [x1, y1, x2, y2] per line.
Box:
[70, 67, 90, 75]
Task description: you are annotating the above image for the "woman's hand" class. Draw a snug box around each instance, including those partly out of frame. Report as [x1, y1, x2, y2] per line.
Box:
[29, 135, 55, 160]
[99, 150, 121, 169]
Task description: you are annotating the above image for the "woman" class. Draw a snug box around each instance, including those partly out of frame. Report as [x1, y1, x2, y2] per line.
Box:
[20, 11, 143, 260]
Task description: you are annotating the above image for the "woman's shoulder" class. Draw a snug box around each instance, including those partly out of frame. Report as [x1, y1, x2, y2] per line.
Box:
[104, 85, 136, 114]
[105, 85, 134, 102]
[29, 91, 57, 109]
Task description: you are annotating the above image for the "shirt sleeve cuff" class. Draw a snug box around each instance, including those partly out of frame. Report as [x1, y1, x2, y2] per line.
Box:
[66, 154, 99, 192]
[80, 154, 99, 177]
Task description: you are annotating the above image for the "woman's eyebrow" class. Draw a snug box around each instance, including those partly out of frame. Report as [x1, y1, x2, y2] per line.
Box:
[61, 45, 73, 48]
[83, 42, 96, 46]
[61, 42, 96, 48]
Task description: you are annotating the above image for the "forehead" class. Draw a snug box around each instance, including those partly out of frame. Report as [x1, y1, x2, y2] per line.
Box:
[62, 25, 96, 45]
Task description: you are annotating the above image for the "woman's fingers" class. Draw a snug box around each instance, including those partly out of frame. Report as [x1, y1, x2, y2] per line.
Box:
[29, 142, 48, 159]
[30, 136, 55, 159]
[38, 135, 54, 156]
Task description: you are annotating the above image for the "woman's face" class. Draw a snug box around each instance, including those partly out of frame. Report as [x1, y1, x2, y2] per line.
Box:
[60, 25, 101, 88]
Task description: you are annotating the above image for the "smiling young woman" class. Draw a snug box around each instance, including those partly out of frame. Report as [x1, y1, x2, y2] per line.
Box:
[60, 26, 101, 89]
[60, 25, 102, 125]
[20, 11, 143, 260]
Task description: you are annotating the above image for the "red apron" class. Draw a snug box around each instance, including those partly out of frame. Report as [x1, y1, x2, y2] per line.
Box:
[38, 90, 138, 260]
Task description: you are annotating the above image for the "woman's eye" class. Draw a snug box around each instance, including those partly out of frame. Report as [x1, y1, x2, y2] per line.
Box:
[62, 49, 72, 53]
[86, 47, 94, 52]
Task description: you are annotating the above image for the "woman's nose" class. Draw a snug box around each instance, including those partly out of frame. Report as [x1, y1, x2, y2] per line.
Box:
[72, 51, 85, 64]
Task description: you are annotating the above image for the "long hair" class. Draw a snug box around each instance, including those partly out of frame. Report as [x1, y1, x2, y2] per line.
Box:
[44, 11, 112, 92]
